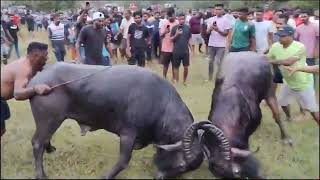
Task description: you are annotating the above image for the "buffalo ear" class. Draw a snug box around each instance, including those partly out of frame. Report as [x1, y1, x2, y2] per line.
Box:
[154, 141, 183, 151]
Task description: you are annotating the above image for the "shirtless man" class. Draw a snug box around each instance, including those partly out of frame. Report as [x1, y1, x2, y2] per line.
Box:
[1, 42, 52, 136]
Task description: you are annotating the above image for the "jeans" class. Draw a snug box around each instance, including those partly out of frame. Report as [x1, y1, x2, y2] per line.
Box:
[52, 40, 66, 62]
[102, 56, 111, 66]
[146, 45, 152, 61]
[8, 40, 20, 59]
[208, 47, 225, 80]
[79, 46, 85, 62]
[153, 33, 160, 58]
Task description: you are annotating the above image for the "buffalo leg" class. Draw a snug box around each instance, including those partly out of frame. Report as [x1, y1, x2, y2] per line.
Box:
[105, 132, 136, 179]
[45, 142, 56, 153]
[265, 96, 293, 145]
[32, 119, 62, 179]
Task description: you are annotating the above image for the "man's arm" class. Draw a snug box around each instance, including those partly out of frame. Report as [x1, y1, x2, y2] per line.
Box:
[249, 24, 256, 52]
[75, 27, 86, 60]
[170, 27, 181, 41]
[267, 32, 273, 53]
[269, 57, 299, 66]
[284, 65, 319, 74]
[13, 78, 36, 100]
[227, 28, 234, 50]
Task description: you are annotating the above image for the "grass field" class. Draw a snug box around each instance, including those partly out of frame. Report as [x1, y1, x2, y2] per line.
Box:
[1, 26, 319, 179]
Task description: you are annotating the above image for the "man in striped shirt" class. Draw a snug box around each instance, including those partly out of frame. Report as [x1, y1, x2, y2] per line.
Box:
[48, 13, 66, 62]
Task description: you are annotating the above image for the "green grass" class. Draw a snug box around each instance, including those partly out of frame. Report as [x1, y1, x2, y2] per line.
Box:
[1, 26, 319, 179]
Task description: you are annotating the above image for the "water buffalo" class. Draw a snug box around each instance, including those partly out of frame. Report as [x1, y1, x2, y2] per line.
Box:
[189, 52, 292, 179]
[27, 63, 222, 179]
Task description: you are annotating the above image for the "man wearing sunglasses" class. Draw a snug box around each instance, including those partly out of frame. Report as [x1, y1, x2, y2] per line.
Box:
[76, 12, 108, 65]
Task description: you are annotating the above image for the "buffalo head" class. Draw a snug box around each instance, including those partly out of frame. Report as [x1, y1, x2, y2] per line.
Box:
[198, 122, 264, 179]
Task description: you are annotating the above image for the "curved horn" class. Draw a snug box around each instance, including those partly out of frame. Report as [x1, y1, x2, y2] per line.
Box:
[182, 121, 212, 164]
[201, 123, 231, 161]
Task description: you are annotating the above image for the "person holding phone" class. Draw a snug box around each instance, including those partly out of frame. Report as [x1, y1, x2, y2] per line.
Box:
[160, 9, 178, 79]
[205, 4, 232, 82]
[170, 13, 192, 86]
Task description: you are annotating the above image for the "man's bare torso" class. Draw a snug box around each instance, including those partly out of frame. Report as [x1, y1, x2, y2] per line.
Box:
[1, 59, 34, 100]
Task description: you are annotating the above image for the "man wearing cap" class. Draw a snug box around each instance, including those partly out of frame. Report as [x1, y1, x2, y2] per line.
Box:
[267, 25, 319, 125]
[76, 12, 108, 65]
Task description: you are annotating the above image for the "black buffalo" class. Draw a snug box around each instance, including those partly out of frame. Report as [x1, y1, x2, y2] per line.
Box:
[27, 63, 222, 179]
[188, 52, 292, 179]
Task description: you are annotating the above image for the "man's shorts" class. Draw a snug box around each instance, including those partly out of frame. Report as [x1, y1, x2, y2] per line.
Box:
[278, 83, 319, 112]
[190, 34, 204, 45]
[161, 52, 173, 66]
[172, 53, 190, 68]
[1, 98, 11, 131]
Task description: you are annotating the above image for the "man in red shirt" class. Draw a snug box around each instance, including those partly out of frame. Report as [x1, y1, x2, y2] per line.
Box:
[294, 10, 303, 27]
[189, 10, 204, 55]
[12, 14, 21, 27]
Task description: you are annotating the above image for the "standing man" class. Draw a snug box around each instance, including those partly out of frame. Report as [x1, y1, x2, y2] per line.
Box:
[152, 11, 161, 59]
[1, 20, 12, 64]
[171, 13, 192, 85]
[25, 10, 35, 38]
[228, 7, 256, 52]
[295, 10, 319, 88]
[295, 10, 319, 67]
[205, 4, 232, 82]
[1, 42, 52, 136]
[267, 25, 319, 125]
[6, 14, 22, 59]
[112, 6, 123, 27]
[48, 13, 66, 62]
[76, 12, 107, 65]
[253, 8, 273, 54]
[119, 10, 134, 61]
[189, 10, 204, 54]
[127, 10, 150, 67]
[142, 12, 154, 66]
[160, 10, 178, 79]
[75, 9, 88, 62]
[109, 15, 122, 63]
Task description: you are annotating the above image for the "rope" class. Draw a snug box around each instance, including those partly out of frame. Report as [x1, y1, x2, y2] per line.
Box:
[50, 66, 111, 89]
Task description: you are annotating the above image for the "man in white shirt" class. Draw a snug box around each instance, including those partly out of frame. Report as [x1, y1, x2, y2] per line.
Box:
[205, 4, 232, 81]
[253, 8, 273, 54]
[48, 13, 66, 62]
[119, 9, 134, 60]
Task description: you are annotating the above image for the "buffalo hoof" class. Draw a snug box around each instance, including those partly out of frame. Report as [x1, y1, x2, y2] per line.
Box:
[282, 138, 293, 146]
[45, 145, 56, 153]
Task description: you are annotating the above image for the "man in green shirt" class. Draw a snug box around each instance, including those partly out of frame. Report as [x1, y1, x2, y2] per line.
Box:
[267, 25, 319, 125]
[228, 7, 256, 52]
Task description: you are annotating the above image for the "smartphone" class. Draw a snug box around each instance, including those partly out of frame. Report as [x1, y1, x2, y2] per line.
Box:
[167, 25, 170, 29]
[213, 21, 217, 26]
[86, 2, 90, 6]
